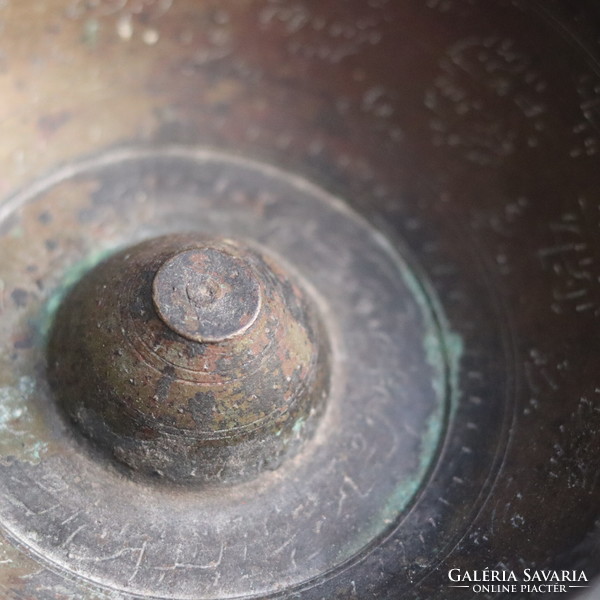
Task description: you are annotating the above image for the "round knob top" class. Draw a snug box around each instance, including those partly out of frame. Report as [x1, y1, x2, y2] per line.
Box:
[152, 246, 262, 343]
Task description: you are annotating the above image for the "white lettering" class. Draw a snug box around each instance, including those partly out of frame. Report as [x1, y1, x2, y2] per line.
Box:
[448, 569, 461, 583]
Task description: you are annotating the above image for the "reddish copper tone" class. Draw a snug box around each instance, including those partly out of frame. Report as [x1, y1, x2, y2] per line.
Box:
[152, 246, 262, 343]
[48, 234, 330, 485]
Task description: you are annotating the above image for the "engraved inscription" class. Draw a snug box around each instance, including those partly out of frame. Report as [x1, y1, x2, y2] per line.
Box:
[426, 37, 548, 166]
[538, 198, 600, 317]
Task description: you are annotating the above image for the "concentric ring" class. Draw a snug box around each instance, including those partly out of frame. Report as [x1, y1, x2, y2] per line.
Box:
[0, 147, 464, 599]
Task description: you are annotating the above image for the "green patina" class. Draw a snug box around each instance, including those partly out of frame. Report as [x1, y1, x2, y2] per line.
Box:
[37, 246, 116, 340]
[378, 260, 464, 524]
[27, 225, 462, 562]
[82, 19, 101, 48]
[336, 246, 464, 562]
[0, 376, 48, 464]
[292, 416, 306, 435]
[8, 226, 24, 239]
[0, 247, 116, 469]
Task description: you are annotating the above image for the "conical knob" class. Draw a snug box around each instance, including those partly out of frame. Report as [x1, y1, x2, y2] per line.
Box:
[48, 234, 330, 485]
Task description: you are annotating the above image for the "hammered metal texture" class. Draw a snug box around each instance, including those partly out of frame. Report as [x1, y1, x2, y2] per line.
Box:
[0, 1, 598, 599]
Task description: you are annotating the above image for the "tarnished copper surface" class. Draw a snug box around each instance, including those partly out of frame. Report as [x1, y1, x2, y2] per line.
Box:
[152, 244, 262, 343]
[48, 233, 329, 484]
[0, 0, 599, 599]
[0, 147, 453, 599]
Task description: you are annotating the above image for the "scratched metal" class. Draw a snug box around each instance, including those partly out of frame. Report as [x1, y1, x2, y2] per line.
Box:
[0, 148, 460, 598]
[0, 0, 598, 599]
[152, 243, 263, 343]
[48, 233, 331, 484]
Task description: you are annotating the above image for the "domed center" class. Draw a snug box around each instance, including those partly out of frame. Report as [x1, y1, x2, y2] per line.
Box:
[152, 246, 262, 343]
[48, 234, 330, 485]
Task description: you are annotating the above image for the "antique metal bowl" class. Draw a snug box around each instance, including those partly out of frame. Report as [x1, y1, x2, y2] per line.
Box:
[0, 1, 599, 598]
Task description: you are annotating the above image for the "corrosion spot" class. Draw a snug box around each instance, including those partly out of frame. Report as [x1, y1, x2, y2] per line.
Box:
[11, 288, 28, 308]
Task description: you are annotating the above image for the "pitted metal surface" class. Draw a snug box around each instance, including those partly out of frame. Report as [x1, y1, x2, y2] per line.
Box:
[0, 148, 465, 598]
[152, 244, 263, 344]
[0, 1, 599, 599]
[48, 231, 330, 485]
